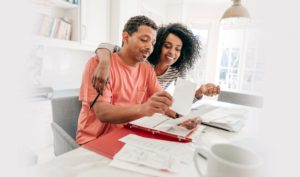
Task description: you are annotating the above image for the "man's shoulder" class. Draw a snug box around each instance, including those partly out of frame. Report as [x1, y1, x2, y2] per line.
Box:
[85, 55, 99, 68]
[138, 61, 156, 74]
[110, 53, 120, 63]
[140, 60, 154, 69]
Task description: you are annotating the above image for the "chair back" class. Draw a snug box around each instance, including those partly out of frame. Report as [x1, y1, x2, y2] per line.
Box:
[51, 96, 81, 155]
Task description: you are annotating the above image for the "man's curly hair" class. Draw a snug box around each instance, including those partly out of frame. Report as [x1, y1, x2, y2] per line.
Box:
[148, 23, 201, 73]
[123, 15, 158, 35]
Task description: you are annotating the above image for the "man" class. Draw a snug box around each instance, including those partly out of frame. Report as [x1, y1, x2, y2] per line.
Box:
[76, 16, 173, 145]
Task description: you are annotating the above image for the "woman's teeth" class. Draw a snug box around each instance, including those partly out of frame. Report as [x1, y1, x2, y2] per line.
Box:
[167, 56, 174, 60]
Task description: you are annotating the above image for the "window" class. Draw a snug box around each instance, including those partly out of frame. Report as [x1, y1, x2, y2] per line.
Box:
[216, 24, 264, 94]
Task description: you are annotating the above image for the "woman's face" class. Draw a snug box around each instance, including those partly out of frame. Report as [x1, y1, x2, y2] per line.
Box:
[159, 33, 182, 66]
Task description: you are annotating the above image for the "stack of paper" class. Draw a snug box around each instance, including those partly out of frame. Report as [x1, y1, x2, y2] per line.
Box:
[190, 104, 248, 132]
[110, 134, 194, 176]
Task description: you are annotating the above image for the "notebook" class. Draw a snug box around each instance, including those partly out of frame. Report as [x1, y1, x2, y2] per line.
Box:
[83, 127, 191, 159]
[124, 113, 199, 142]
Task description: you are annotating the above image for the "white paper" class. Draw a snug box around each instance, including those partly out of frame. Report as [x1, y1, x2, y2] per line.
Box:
[130, 114, 169, 128]
[189, 104, 249, 132]
[171, 78, 197, 115]
[119, 134, 194, 163]
[110, 159, 180, 177]
[201, 107, 247, 122]
[113, 144, 181, 172]
[110, 145, 199, 177]
[165, 80, 175, 95]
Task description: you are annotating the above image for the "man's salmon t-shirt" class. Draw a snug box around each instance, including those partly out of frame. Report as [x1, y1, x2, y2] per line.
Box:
[76, 53, 161, 145]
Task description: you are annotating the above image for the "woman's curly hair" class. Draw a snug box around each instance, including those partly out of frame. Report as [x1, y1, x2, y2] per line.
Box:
[148, 23, 201, 73]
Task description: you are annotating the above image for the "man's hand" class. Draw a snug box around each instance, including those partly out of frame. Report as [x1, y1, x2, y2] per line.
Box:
[140, 91, 173, 116]
[195, 83, 220, 98]
[92, 49, 111, 94]
[165, 109, 177, 118]
[179, 117, 201, 130]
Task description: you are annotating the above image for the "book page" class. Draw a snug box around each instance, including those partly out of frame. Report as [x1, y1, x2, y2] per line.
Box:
[171, 78, 197, 115]
[155, 119, 194, 137]
[130, 114, 169, 128]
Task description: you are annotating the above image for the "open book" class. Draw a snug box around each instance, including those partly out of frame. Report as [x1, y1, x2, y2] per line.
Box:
[124, 114, 198, 142]
[189, 103, 249, 132]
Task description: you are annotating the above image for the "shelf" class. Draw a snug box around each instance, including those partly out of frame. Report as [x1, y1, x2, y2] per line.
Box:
[33, 0, 79, 9]
[34, 36, 95, 52]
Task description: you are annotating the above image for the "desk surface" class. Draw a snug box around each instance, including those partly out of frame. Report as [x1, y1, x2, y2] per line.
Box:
[27, 100, 261, 177]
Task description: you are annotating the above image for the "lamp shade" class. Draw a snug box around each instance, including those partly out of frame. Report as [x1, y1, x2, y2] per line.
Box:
[221, 0, 250, 20]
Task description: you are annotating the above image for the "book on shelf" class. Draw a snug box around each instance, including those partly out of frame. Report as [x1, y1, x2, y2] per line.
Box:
[124, 113, 200, 142]
[38, 14, 72, 40]
[38, 15, 53, 37]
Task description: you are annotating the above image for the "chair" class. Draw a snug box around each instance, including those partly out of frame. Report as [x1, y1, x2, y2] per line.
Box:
[51, 96, 81, 156]
[217, 90, 263, 108]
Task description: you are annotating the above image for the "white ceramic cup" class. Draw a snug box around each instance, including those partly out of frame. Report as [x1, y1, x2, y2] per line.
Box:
[194, 143, 263, 177]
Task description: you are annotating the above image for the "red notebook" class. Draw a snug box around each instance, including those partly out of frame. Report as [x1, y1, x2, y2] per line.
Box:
[124, 114, 198, 142]
[82, 127, 191, 159]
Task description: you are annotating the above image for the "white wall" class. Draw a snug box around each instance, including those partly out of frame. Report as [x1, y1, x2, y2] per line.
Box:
[108, 0, 171, 45]
[31, 47, 93, 91]
[34, 0, 258, 91]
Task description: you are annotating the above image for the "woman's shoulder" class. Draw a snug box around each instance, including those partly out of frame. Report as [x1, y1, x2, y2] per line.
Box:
[168, 66, 181, 73]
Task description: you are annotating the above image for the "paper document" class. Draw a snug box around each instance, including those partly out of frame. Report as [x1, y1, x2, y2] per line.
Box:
[110, 134, 198, 177]
[165, 80, 175, 95]
[119, 134, 194, 163]
[110, 159, 179, 177]
[171, 78, 197, 115]
[188, 104, 248, 132]
[127, 113, 198, 140]
[114, 144, 181, 172]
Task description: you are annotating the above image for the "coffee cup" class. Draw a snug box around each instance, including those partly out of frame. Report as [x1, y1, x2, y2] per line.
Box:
[194, 143, 263, 177]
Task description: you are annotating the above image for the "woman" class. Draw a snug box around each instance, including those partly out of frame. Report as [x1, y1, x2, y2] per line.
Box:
[93, 23, 219, 102]
[93, 23, 219, 119]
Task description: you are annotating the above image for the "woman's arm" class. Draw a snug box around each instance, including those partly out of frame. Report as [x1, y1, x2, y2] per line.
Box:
[92, 43, 120, 94]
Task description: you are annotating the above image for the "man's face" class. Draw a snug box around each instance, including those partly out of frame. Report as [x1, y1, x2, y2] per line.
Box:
[124, 25, 157, 62]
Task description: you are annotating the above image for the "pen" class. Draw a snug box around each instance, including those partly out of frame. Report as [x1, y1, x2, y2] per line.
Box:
[200, 122, 231, 132]
[89, 92, 101, 110]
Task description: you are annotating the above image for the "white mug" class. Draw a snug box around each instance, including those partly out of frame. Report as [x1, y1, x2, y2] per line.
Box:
[194, 143, 263, 177]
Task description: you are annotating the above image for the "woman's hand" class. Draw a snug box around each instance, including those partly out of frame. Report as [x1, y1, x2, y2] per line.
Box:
[92, 49, 111, 94]
[195, 83, 220, 99]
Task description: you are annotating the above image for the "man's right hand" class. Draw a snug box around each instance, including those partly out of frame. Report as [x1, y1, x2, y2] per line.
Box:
[92, 49, 111, 94]
[139, 91, 173, 116]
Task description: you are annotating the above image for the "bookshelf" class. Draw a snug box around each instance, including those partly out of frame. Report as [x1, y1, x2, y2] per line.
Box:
[34, 36, 95, 51]
[31, 0, 110, 51]
[33, 0, 79, 9]
[33, 0, 83, 50]
[33, 0, 110, 51]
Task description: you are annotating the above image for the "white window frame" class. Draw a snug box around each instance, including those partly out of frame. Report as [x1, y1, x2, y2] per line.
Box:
[216, 23, 263, 94]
